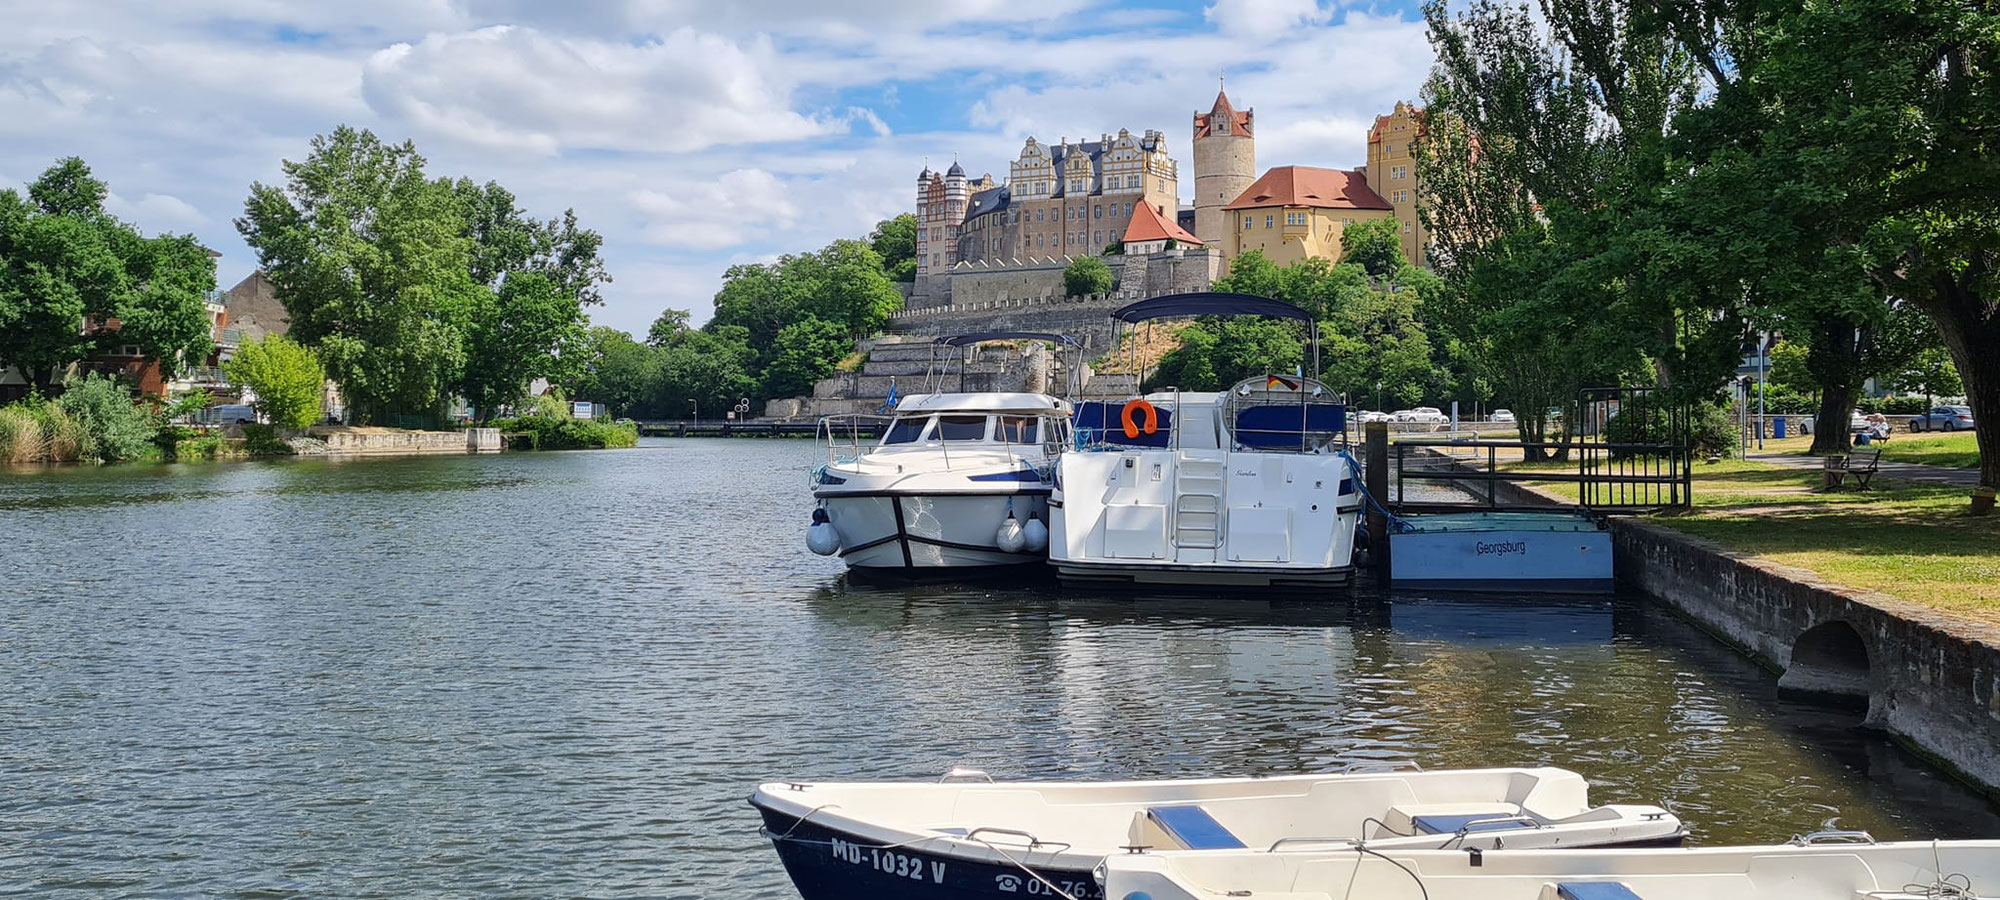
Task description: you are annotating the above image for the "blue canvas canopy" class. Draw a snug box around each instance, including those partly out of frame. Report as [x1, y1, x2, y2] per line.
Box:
[937, 331, 1080, 347]
[1111, 292, 1312, 323]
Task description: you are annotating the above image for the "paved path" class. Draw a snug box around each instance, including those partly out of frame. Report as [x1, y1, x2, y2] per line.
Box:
[1747, 450, 1984, 488]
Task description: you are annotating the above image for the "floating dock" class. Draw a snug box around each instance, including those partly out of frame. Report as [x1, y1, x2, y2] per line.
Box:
[1388, 510, 1612, 593]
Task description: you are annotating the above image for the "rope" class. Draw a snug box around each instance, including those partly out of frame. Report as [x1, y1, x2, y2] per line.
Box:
[1909, 839, 1981, 899]
[1338, 450, 1417, 533]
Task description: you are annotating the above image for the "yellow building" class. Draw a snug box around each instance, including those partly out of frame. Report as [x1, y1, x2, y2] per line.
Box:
[1366, 101, 1428, 265]
[1219, 166, 1397, 267]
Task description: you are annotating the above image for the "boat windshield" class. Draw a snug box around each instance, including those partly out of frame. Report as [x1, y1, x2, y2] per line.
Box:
[881, 416, 928, 445]
[997, 416, 1040, 443]
[935, 415, 990, 441]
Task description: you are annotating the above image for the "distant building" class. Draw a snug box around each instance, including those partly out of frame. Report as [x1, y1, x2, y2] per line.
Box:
[1121, 199, 1204, 255]
[1191, 86, 1256, 255]
[1366, 101, 1430, 265]
[1220, 166, 1395, 268]
[913, 128, 1181, 286]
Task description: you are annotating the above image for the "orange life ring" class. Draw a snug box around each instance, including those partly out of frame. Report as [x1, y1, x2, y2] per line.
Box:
[1120, 399, 1159, 439]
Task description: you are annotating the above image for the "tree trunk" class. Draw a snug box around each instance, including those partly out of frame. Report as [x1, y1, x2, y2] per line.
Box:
[1918, 275, 2000, 492]
[1810, 384, 1857, 455]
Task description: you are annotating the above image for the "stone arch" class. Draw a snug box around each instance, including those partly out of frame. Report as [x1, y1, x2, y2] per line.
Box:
[1777, 619, 1874, 705]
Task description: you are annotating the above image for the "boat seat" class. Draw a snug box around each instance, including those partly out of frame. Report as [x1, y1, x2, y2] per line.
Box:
[1144, 805, 1247, 850]
[1411, 813, 1538, 835]
[1556, 883, 1645, 900]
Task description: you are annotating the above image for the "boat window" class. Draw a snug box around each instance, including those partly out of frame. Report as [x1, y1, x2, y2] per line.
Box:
[997, 416, 1040, 443]
[881, 416, 929, 445]
[935, 415, 990, 441]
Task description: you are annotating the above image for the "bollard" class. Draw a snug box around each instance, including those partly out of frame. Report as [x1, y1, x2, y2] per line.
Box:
[1366, 421, 1390, 586]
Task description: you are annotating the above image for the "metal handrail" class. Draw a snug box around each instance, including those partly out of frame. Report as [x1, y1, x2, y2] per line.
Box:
[1450, 815, 1542, 833]
[963, 827, 1052, 848]
[1341, 761, 1424, 774]
[1268, 836, 1362, 852]
[1788, 830, 1876, 845]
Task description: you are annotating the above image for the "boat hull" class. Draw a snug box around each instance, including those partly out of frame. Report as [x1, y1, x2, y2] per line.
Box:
[818, 491, 1051, 572]
[754, 805, 1104, 900]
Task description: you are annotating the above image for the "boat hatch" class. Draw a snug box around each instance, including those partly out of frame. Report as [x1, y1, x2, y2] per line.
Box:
[1143, 806, 1246, 850]
[1555, 884, 1645, 900]
[1411, 813, 1537, 835]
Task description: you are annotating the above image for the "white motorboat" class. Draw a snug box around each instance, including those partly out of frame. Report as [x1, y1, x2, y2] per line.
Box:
[1101, 834, 2000, 900]
[808, 333, 1077, 575]
[749, 765, 1686, 900]
[1051, 293, 1362, 589]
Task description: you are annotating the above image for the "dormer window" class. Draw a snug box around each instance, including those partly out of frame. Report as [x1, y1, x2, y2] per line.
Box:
[1216, 118, 1229, 135]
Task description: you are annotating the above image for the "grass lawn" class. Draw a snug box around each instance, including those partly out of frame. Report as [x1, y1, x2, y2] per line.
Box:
[1500, 456, 2000, 622]
[1755, 431, 1981, 469]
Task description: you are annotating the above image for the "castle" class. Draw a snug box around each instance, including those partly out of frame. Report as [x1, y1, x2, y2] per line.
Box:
[906, 87, 1429, 311]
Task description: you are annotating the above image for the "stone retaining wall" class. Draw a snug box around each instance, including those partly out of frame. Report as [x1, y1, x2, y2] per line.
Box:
[1612, 517, 2000, 795]
[315, 429, 481, 455]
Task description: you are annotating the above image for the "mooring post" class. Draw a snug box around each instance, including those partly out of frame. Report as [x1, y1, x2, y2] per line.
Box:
[1365, 421, 1390, 585]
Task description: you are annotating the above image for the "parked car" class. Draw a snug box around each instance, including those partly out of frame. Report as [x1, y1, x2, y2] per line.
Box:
[1395, 407, 1448, 425]
[204, 404, 258, 425]
[1354, 410, 1394, 424]
[1491, 409, 1516, 424]
[1849, 409, 1869, 432]
[1908, 405, 1975, 432]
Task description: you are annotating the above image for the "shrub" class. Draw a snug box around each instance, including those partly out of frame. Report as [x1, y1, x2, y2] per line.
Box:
[57, 374, 156, 462]
[223, 335, 325, 430]
[491, 416, 637, 450]
[1604, 401, 1738, 459]
[240, 424, 295, 456]
[0, 404, 43, 464]
[1063, 256, 1114, 297]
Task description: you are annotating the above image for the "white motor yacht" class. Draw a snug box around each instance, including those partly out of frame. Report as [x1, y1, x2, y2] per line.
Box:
[807, 333, 1077, 575]
[750, 765, 1686, 900]
[1101, 835, 2000, 900]
[1051, 293, 1362, 589]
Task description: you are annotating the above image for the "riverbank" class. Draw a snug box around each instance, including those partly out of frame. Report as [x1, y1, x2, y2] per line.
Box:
[1485, 453, 2000, 795]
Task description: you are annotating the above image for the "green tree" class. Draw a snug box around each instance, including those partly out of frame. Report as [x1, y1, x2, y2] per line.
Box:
[1149, 318, 1303, 392]
[810, 239, 903, 340]
[659, 325, 757, 416]
[1063, 256, 1114, 297]
[461, 272, 589, 421]
[224, 335, 326, 430]
[240, 128, 605, 425]
[1340, 218, 1404, 279]
[869, 214, 918, 283]
[238, 127, 476, 424]
[570, 326, 663, 418]
[0, 158, 215, 391]
[760, 318, 853, 399]
[1890, 347, 1964, 410]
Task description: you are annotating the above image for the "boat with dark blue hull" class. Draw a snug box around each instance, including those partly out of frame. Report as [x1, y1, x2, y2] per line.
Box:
[750, 767, 1686, 900]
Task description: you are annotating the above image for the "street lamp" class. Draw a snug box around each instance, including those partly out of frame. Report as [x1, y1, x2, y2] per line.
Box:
[689, 399, 698, 432]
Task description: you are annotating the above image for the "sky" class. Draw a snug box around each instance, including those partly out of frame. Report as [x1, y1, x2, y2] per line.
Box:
[0, 0, 1434, 336]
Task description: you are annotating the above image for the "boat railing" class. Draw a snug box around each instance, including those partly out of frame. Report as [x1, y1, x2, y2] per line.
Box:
[817, 413, 896, 464]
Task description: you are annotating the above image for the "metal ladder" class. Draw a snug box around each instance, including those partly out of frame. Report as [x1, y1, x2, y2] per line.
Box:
[1172, 452, 1225, 558]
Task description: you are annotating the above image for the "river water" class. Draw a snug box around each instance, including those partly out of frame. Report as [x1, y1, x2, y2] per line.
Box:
[2, 438, 1995, 898]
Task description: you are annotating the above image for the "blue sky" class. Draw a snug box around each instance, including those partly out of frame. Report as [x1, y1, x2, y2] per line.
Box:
[1, 0, 1433, 335]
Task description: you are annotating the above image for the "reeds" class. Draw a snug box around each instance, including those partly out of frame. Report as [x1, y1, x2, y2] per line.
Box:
[0, 403, 94, 464]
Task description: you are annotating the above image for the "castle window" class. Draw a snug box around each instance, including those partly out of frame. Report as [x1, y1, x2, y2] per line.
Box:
[1244, 216, 1252, 230]
[1393, 166, 1407, 180]
[1216, 118, 1229, 135]
[1094, 231, 1102, 244]
[1037, 209, 1044, 222]
[1265, 215, 1275, 229]
[1094, 205, 1102, 218]
[1404, 222, 1413, 234]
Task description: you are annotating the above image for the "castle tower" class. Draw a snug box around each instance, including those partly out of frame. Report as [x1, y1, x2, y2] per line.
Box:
[915, 165, 946, 278]
[1192, 83, 1255, 251]
[942, 158, 968, 268]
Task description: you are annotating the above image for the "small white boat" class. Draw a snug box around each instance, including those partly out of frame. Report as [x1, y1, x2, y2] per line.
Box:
[1102, 835, 2000, 900]
[1051, 293, 1362, 590]
[808, 333, 1078, 575]
[749, 766, 1685, 900]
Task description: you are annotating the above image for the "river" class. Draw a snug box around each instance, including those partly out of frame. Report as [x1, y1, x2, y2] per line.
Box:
[2, 438, 1995, 897]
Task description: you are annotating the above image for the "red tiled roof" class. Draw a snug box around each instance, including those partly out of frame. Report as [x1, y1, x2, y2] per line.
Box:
[1222, 166, 1391, 211]
[1122, 201, 1204, 246]
[1194, 89, 1253, 139]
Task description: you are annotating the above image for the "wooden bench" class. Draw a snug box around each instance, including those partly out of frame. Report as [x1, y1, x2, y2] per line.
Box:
[1825, 448, 1883, 490]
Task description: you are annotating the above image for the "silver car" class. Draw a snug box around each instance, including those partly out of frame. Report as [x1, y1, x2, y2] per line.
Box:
[1908, 405, 1975, 432]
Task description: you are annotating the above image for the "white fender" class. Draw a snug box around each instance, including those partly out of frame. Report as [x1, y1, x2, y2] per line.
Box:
[1022, 514, 1049, 553]
[995, 514, 1026, 554]
[807, 510, 841, 556]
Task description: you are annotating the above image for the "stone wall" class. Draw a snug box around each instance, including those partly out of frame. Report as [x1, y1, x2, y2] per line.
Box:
[888, 248, 1222, 351]
[1613, 517, 2000, 795]
[314, 428, 480, 455]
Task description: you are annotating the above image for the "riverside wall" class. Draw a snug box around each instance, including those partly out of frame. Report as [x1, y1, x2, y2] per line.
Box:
[1395, 446, 2000, 794]
[1611, 518, 2000, 796]
[314, 428, 495, 455]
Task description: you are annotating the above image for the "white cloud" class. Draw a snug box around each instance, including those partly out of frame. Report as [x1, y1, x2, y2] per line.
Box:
[361, 26, 842, 155]
[106, 191, 207, 229]
[1204, 0, 1332, 37]
[633, 168, 803, 250]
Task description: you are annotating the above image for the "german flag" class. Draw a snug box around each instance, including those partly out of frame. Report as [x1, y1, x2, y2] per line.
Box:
[1266, 375, 1300, 391]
